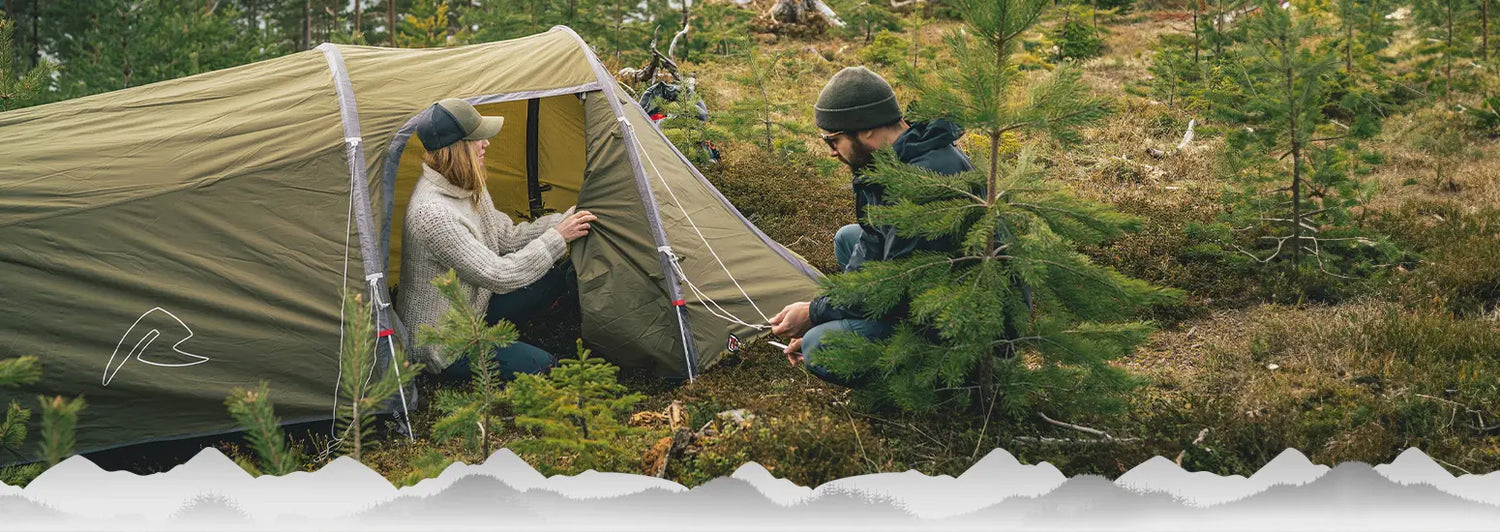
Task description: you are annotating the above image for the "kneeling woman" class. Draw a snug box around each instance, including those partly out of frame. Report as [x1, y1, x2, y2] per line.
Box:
[396, 98, 596, 380]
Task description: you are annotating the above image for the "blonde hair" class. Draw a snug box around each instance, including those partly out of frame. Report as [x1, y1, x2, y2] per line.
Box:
[423, 139, 487, 204]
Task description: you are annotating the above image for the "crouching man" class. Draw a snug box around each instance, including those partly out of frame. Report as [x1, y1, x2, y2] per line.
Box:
[770, 66, 972, 386]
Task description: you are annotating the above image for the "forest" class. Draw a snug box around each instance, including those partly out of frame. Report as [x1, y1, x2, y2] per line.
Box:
[2, 0, 1499, 488]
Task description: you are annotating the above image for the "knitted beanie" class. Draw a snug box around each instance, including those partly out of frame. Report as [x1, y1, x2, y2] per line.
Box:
[814, 66, 903, 132]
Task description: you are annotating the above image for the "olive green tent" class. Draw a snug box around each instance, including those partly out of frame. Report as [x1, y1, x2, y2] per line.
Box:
[0, 27, 818, 461]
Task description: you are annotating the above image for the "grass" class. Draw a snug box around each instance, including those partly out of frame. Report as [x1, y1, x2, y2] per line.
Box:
[40, 3, 1500, 487]
[361, 4, 1500, 484]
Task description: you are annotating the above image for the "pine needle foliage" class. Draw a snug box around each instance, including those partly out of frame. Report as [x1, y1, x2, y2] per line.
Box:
[0, 355, 40, 389]
[0, 18, 55, 111]
[817, 149, 1180, 415]
[657, 86, 730, 167]
[418, 269, 518, 461]
[0, 356, 39, 470]
[812, 0, 1181, 416]
[716, 51, 814, 157]
[37, 395, 85, 468]
[1198, 0, 1397, 288]
[505, 341, 646, 473]
[335, 290, 419, 462]
[224, 382, 301, 476]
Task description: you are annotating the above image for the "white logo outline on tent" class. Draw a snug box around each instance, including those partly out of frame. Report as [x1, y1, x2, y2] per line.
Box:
[103, 307, 210, 387]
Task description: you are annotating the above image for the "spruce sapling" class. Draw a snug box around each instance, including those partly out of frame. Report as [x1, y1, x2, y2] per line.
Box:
[335, 290, 419, 462]
[811, 0, 1181, 416]
[419, 269, 518, 461]
[506, 340, 646, 473]
[1203, 0, 1395, 284]
[0, 355, 40, 482]
[225, 382, 301, 476]
[38, 395, 85, 468]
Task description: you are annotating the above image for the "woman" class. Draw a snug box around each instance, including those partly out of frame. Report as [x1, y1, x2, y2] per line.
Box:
[396, 98, 596, 380]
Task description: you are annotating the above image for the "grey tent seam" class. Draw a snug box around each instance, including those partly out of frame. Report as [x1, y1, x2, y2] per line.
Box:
[316, 44, 417, 419]
[552, 25, 700, 380]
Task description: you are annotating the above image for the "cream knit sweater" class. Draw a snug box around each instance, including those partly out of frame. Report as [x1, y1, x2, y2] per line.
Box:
[396, 164, 567, 372]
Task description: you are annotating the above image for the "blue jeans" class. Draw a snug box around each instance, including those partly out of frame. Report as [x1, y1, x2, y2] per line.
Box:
[437, 264, 572, 382]
[801, 224, 893, 387]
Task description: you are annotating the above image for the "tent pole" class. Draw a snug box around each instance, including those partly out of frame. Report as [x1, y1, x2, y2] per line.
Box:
[555, 26, 701, 380]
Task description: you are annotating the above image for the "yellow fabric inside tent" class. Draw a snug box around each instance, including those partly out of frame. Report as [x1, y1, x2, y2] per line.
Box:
[388, 95, 586, 285]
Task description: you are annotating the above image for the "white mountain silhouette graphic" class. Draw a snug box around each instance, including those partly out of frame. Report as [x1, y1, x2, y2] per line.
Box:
[1115, 448, 1330, 506]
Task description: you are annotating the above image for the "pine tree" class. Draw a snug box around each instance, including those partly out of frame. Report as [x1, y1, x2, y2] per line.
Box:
[398, 0, 450, 47]
[225, 382, 302, 476]
[1200, 0, 1396, 287]
[505, 340, 647, 473]
[0, 17, 53, 111]
[657, 86, 729, 166]
[716, 51, 813, 157]
[0, 354, 39, 481]
[37, 395, 84, 468]
[44, 0, 274, 102]
[419, 269, 517, 461]
[680, 2, 753, 59]
[1414, 0, 1483, 102]
[841, 0, 903, 44]
[813, 0, 1179, 417]
[335, 290, 419, 462]
[1333, 0, 1395, 76]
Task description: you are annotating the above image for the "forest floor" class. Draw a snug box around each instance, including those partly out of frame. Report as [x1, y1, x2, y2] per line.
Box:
[351, 9, 1500, 487]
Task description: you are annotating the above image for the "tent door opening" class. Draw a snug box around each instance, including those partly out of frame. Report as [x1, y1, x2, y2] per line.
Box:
[386, 93, 588, 287]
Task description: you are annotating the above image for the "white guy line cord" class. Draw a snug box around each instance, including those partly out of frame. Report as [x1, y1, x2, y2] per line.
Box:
[631, 133, 773, 325]
[367, 272, 414, 441]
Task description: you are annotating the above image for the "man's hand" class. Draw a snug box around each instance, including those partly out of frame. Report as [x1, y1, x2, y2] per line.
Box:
[769, 301, 813, 338]
[783, 338, 803, 367]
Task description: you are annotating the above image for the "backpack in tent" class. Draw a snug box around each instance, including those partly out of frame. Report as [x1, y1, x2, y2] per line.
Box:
[0, 27, 818, 462]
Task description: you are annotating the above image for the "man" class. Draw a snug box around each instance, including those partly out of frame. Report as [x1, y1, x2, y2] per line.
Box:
[769, 66, 973, 386]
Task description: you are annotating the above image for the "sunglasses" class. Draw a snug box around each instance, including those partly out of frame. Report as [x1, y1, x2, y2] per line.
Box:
[820, 131, 849, 149]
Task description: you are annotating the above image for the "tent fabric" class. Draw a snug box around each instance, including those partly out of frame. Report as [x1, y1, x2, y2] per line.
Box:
[0, 27, 818, 462]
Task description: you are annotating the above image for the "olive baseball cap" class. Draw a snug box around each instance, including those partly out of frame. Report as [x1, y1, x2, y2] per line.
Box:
[416, 98, 505, 151]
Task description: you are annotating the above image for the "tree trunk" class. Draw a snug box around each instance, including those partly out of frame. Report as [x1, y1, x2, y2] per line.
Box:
[355, 0, 361, 37]
[120, 9, 131, 89]
[303, 0, 311, 50]
[682, 0, 690, 29]
[979, 129, 1002, 408]
[481, 412, 491, 460]
[1447, 0, 1454, 103]
[1285, 34, 1301, 272]
[1192, 0, 1200, 64]
[389, 0, 396, 46]
[1484, 0, 1491, 60]
[1350, 17, 1362, 74]
[30, 0, 37, 69]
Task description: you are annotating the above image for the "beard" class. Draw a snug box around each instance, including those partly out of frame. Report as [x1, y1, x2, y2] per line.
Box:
[843, 139, 877, 173]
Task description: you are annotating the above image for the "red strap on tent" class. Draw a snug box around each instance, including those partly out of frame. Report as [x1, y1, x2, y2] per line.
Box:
[671, 299, 686, 307]
[378, 329, 395, 338]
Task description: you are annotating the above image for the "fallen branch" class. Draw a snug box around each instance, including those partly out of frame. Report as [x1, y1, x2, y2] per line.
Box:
[1175, 118, 1196, 151]
[1013, 436, 1142, 445]
[667, 23, 691, 61]
[812, 0, 846, 26]
[1174, 428, 1209, 466]
[1038, 412, 1115, 440]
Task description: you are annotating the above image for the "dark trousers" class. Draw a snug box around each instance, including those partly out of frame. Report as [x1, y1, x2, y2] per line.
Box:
[801, 224, 895, 387]
[437, 264, 573, 382]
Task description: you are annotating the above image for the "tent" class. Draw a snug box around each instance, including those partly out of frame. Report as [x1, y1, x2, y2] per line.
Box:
[0, 27, 819, 462]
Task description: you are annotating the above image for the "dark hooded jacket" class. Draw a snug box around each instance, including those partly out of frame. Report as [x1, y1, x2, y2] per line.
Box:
[808, 120, 974, 325]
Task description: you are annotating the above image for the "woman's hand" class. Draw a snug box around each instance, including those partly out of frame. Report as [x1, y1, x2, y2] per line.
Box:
[554, 210, 597, 242]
